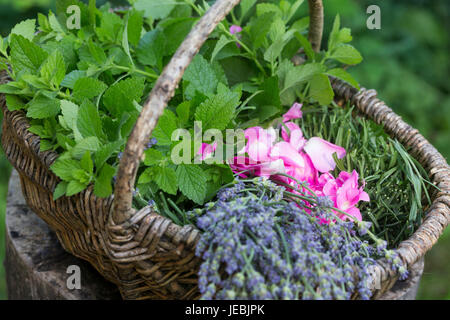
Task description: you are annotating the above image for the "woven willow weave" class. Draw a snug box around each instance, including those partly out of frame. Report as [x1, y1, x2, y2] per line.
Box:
[1, 0, 449, 300]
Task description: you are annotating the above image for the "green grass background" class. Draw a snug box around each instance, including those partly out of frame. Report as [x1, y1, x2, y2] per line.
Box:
[0, 0, 448, 299]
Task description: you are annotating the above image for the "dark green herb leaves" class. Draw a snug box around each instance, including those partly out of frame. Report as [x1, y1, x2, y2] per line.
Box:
[134, 0, 175, 20]
[137, 29, 165, 69]
[10, 34, 48, 76]
[195, 86, 241, 131]
[102, 77, 145, 117]
[73, 78, 107, 102]
[40, 50, 66, 89]
[183, 54, 219, 98]
[176, 164, 208, 205]
[152, 109, 178, 146]
[10, 19, 36, 41]
[27, 95, 60, 119]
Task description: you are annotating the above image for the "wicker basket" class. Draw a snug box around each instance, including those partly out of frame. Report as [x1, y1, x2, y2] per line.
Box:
[1, 0, 449, 300]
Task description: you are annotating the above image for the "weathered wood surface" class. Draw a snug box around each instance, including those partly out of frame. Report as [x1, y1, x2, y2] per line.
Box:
[4, 169, 424, 300]
[4, 170, 120, 300]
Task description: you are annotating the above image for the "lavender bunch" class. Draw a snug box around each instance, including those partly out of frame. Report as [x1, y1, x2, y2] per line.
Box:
[190, 178, 408, 300]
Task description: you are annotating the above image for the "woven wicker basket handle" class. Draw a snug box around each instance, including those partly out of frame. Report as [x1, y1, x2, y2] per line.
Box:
[113, 0, 325, 224]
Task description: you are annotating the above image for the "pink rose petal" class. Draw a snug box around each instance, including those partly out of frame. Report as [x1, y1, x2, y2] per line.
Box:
[283, 103, 303, 122]
[284, 152, 317, 186]
[270, 141, 305, 169]
[244, 127, 276, 163]
[303, 137, 346, 173]
[197, 142, 217, 161]
[281, 122, 306, 151]
[228, 156, 285, 178]
[339, 206, 362, 222]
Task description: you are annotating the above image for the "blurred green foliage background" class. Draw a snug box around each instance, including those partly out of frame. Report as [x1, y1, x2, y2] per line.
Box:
[0, 0, 448, 300]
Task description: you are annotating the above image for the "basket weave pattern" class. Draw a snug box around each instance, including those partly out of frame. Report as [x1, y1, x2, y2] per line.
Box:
[1, 0, 449, 300]
[1, 72, 203, 299]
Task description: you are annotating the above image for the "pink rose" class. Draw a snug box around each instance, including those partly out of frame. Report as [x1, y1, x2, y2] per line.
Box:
[321, 170, 370, 221]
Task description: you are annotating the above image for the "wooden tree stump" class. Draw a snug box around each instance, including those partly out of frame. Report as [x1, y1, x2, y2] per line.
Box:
[4, 170, 120, 300]
[4, 169, 424, 300]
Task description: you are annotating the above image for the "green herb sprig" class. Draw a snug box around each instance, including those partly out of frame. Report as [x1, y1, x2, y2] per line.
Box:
[299, 103, 437, 246]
